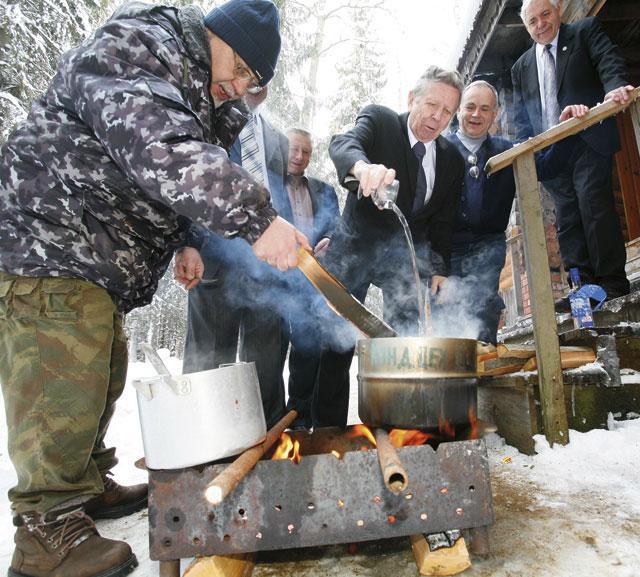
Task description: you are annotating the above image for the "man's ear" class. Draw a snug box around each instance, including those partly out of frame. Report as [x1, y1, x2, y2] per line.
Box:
[408, 90, 415, 109]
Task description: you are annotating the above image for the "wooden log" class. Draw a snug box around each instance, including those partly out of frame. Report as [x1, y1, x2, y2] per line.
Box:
[205, 410, 297, 505]
[521, 347, 596, 372]
[478, 356, 526, 375]
[373, 428, 408, 494]
[410, 534, 471, 576]
[496, 343, 537, 359]
[183, 554, 255, 577]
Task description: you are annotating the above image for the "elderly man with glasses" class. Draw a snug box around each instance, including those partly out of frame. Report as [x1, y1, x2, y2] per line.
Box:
[0, 1, 309, 576]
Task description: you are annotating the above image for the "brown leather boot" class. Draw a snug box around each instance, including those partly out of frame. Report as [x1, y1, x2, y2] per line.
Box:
[9, 509, 137, 577]
[83, 474, 148, 520]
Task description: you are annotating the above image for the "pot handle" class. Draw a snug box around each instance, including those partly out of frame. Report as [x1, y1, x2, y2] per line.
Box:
[132, 375, 191, 399]
[138, 343, 191, 396]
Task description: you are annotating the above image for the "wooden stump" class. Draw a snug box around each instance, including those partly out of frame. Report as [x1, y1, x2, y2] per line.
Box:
[183, 554, 255, 577]
[410, 534, 471, 576]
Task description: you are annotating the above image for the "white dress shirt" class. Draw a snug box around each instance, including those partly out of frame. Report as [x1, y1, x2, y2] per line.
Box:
[407, 120, 436, 207]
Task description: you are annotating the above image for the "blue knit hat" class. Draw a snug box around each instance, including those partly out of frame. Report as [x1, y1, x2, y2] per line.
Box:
[204, 0, 281, 87]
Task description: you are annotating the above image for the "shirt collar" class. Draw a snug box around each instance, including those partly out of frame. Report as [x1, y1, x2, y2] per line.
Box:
[535, 31, 559, 57]
[407, 118, 436, 153]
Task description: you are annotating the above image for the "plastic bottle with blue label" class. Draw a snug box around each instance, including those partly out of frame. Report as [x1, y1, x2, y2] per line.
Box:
[568, 268, 593, 329]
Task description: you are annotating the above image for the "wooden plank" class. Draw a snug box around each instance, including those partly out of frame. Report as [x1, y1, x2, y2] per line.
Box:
[497, 343, 537, 359]
[615, 113, 640, 240]
[513, 152, 568, 446]
[410, 534, 471, 576]
[477, 382, 537, 455]
[183, 554, 255, 577]
[486, 87, 640, 175]
[521, 348, 596, 371]
[159, 560, 181, 577]
[631, 101, 640, 164]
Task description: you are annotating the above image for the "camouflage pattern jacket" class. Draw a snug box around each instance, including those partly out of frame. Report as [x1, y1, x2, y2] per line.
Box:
[0, 3, 277, 312]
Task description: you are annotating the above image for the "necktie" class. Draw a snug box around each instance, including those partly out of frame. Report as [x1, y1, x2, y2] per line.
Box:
[542, 44, 560, 131]
[240, 115, 264, 183]
[412, 141, 427, 214]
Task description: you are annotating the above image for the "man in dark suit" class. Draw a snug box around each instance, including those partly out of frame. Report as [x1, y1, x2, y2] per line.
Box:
[512, 0, 635, 308]
[278, 128, 340, 430]
[180, 87, 291, 428]
[313, 65, 465, 427]
[443, 81, 516, 344]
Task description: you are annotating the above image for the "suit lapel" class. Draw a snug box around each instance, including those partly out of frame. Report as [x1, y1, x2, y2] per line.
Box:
[555, 23, 574, 94]
[523, 45, 543, 130]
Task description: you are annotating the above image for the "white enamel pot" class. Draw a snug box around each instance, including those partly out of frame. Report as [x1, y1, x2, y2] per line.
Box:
[133, 362, 266, 469]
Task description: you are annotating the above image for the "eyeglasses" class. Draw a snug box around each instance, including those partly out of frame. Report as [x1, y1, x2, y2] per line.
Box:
[233, 52, 263, 94]
[467, 153, 480, 179]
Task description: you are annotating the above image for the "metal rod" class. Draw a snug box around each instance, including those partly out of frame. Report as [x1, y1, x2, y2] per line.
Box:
[373, 428, 408, 494]
[204, 410, 298, 505]
[159, 559, 180, 577]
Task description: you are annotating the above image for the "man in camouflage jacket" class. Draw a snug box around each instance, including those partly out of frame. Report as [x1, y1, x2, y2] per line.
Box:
[0, 1, 308, 575]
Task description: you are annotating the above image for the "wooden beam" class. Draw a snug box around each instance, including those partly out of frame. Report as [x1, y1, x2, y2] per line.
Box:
[486, 87, 640, 175]
[513, 152, 569, 447]
[561, 0, 607, 21]
[631, 100, 640, 160]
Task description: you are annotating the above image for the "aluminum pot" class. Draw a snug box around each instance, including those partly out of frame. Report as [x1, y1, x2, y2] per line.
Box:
[133, 362, 266, 469]
[357, 336, 477, 430]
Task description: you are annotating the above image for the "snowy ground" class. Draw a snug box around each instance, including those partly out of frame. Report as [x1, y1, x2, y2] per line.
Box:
[1, 351, 639, 576]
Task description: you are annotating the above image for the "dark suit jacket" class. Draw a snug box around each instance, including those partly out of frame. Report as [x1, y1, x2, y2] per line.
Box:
[511, 17, 628, 156]
[447, 133, 515, 241]
[329, 104, 464, 276]
[273, 176, 340, 246]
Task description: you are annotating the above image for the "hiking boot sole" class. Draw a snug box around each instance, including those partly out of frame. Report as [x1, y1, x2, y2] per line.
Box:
[8, 552, 138, 577]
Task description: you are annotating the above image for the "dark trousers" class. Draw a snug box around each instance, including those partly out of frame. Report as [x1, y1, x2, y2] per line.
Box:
[543, 140, 629, 296]
[182, 240, 287, 429]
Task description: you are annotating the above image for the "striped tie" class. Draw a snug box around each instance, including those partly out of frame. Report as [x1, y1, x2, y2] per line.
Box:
[542, 44, 560, 131]
[240, 115, 264, 183]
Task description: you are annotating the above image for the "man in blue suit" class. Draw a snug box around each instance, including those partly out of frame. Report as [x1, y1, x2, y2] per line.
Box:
[512, 0, 635, 308]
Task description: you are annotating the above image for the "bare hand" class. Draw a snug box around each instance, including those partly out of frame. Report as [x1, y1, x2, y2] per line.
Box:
[604, 85, 634, 104]
[174, 247, 204, 289]
[559, 104, 589, 122]
[352, 160, 396, 198]
[252, 216, 311, 271]
[314, 237, 330, 258]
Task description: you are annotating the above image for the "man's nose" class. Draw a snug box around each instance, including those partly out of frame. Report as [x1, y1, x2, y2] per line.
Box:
[432, 108, 443, 121]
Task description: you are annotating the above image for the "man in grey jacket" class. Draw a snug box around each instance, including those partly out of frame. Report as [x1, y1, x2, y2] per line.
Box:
[0, 1, 308, 576]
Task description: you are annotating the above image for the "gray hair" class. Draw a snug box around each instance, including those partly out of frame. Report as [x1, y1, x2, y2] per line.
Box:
[462, 80, 499, 109]
[412, 65, 464, 100]
[520, 0, 560, 21]
[287, 127, 313, 141]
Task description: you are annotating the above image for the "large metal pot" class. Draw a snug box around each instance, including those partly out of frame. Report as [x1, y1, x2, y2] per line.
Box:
[357, 336, 477, 430]
[133, 362, 266, 469]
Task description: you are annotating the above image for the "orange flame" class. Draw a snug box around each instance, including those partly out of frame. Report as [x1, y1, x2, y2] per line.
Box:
[438, 416, 456, 440]
[271, 432, 301, 463]
[467, 406, 478, 440]
[388, 428, 434, 447]
[346, 424, 377, 447]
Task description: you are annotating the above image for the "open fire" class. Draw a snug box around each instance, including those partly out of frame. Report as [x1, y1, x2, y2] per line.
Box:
[271, 410, 478, 464]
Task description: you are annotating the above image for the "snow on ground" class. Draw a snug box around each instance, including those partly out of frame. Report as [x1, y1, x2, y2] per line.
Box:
[1, 352, 639, 576]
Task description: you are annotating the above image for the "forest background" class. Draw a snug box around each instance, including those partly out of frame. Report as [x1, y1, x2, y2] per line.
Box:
[0, 0, 482, 358]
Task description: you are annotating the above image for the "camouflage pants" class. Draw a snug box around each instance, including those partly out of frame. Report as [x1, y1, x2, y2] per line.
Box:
[0, 272, 127, 514]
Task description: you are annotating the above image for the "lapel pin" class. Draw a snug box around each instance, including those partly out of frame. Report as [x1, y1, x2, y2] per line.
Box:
[562, 46, 567, 51]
